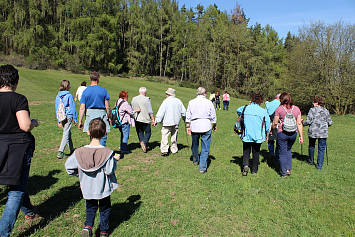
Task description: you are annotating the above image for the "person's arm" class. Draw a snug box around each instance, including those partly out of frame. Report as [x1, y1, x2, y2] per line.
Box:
[302, 109, 313, 126]
[327, 110, 333, 127]
[147, 98, 156, 126]
[69, 94, 77, 125]
[297, 114, 303, 144]
[104, 154, 118, 175]
[185, 103, 191, 135]
[272, 115, 280, 130]
[16, 110, 38, 132]
[65, 153, 79, 176]
[105, 100, 111, 124]
[78, 103, 86, 130]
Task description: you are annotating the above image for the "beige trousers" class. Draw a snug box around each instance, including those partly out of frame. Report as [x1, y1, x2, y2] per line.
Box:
[161, 125, 179, 153]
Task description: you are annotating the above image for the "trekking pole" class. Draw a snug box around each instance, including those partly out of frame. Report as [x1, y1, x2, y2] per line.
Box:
[184, 122, 190, 150]
[301, 143, 303, 164]
[326, 144, 328, 165]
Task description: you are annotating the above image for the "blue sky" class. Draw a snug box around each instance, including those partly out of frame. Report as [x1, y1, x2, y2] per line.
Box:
[178, 0, 355, 39]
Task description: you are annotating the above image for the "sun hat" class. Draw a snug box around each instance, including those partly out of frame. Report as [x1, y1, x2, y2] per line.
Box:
[165, 88, 176, 96]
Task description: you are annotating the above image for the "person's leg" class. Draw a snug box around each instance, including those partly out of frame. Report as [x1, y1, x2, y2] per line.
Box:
[268, 140, 275, 156]
[67, 118, 74, 153]
[98, 196, 111, 234]
[199, 130, 212, 172]
[59, 118, 73, 153]
[223, 101, 226, 110]
[135, 121, 144, 142]
[85, 199, 98, 228]
[120, 123, 130, 152]
[170, 125, 179, 154]
[191, 133, 200, 164]
[308, 137, 316, 164]
[277, 132, 288, 177]
[0, 148, 32, 236]
[99, 133, 107, 147]
[286, 132, 297, 172]
[160, 126, 170, 153]
[226, 101, 229, 111]
[143, 123, 151, 145]
[242, 142, 252, 168]
[251, 143, 261, 173]
[316, 138, 327, 170]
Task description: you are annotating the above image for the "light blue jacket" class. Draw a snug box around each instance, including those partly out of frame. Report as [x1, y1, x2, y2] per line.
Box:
[265, 99, 281, 118]
[55, 91, 77, 122]
[237, 103, 271, 143]
[155, 96, 186, 126]
[65, 145, 118, 199]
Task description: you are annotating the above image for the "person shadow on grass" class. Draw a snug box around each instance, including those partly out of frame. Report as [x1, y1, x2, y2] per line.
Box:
[104, 194, 142, 236]
[18, 181, 82, 237]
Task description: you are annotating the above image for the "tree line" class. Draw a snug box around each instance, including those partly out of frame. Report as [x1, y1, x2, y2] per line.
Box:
[0, 0, 354, 114]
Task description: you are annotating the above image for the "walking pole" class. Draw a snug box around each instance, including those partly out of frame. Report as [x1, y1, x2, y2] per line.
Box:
[301, 143, 303, 164]
[184, 122, 190, 150]
[326, 144, 328, 165]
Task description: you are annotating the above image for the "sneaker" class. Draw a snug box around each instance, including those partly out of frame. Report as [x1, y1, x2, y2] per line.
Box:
[161, 152, 168, 156]
[219, 108, 221, 110]
[140, 141, 147, 153]
[193, 162, 199, 166]
[82, 226, 92, 237]
[242, 165, 249, 176]
[199, 170, 206, 174]
[286, 170, 291, 176]
[100, 232, 109, 237]
[57, 151, 64, 159]
[251, 172, 258, 175]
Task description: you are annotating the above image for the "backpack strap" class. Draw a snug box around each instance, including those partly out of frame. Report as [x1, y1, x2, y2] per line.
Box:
[241, 105, 248, 138]
[115, 100, 127, 120]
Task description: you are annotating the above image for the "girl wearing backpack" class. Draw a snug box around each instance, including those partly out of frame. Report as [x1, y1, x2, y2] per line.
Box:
[302, 96, 332, 170]
[55, 80, 77, 159]
[272, 93, 303, 178]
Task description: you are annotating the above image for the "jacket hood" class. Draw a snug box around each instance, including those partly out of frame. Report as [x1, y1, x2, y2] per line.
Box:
[74, 146, 113, 172]
[58, 91, 70, 98]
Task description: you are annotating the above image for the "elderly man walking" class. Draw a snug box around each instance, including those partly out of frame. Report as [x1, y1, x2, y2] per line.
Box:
[78, 72, 111, 146]
[155, 88, 186, 156]
[186, 87, 217, 174]
[265, 93, 281, 161]
[131, 87, 156, 153]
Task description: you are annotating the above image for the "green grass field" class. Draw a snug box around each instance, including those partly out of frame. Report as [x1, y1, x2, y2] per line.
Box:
[1, 68, 354, 236]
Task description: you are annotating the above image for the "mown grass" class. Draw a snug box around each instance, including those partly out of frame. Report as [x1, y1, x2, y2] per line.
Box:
[1, 68, 353, 236]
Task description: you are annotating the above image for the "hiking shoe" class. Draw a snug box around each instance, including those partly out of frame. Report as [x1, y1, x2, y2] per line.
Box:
[140, 141, 147, 153]
[242, 165, 249, 176]
[193, 162, 199, 166]
[100, 232, 109, 237]
[199, 170, 206, 174]
[286, 170, 291, 176]
[82, 226, 92, 237]
[161, 152, 168, 156]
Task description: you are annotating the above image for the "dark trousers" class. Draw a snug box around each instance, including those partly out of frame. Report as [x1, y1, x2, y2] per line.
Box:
[135, 121, 151, 145]
[242, 142, 261, 173]
[215, 101, 220, 109]
[85, 196, 111, 233]
[277, 131, 297, 176]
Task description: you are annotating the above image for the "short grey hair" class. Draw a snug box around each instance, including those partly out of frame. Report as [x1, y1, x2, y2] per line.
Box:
[196, 87, 207, 96]
[275, 93, 281, 99]
[139, 87, 147, 94]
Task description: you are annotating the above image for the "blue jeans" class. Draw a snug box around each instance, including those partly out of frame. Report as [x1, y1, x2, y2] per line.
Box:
[85, 196, 111, 233]
[119, 123, 130, 152]
[308, 137, 327, 170]
[0, 148, 34, 237]
[191, 130, 212, 172]
[277, 131, 297, 176]
[59, 117, 74, 153]
[223, 101, 229, 111]
[135, 121, 151, 145]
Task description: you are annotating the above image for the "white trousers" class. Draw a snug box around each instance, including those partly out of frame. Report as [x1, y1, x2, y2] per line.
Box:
[161, 125, 179, 153]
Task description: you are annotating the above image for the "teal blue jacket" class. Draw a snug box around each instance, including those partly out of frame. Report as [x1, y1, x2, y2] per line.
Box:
[237, 103, 271, 143]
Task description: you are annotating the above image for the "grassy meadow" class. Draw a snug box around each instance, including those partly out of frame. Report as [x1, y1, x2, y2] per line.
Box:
[1, 68, 354, 236]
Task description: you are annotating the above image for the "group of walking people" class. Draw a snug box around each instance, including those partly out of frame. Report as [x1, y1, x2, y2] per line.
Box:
[237, 92, 332, 178]
[209, 90, 231, 111]
[0, 64, 332, 237]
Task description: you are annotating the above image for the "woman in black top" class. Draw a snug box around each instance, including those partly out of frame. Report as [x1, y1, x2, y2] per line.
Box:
[215, 91, 221, 110]
[0, 65, 39, 236]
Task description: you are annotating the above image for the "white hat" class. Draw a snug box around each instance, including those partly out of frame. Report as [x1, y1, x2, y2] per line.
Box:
[165, 88, 176, 96]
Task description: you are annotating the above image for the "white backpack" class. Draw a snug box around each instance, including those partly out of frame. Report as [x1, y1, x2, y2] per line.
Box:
[282, 106, 297, 132]
[57, 95, 67, 122]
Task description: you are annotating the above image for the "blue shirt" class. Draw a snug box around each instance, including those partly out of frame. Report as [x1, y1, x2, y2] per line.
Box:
[55, 91, 77, 122]
[155, 96, 186, 126]
[237, 103, 270, 143]
[265, 99, 280, 117]
[80, 85, 109, 109]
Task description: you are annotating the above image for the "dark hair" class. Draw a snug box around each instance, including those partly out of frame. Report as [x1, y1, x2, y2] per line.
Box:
[89, 118, 106, 139]
[212, 91, 215, 94]
[216, 91, 219, 95]
[0, 65, 19, 90]
[119, 90, 128, 99]
[251, 93, 263, 105]
[81, 81, 87, 86]
[313, 96, 324, 106]
[59, 80, 70, 91]
[90, 71, 99, 81]
[280, 92, 293, 109]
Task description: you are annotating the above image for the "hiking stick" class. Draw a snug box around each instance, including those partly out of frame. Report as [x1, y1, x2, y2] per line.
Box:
[326, 144, 328, 165]
[301, 143, 303, 164]
[184, 122, 190, 150]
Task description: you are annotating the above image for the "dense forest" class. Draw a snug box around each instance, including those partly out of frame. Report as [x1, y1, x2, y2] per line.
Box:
[0, 0, 354, 114]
